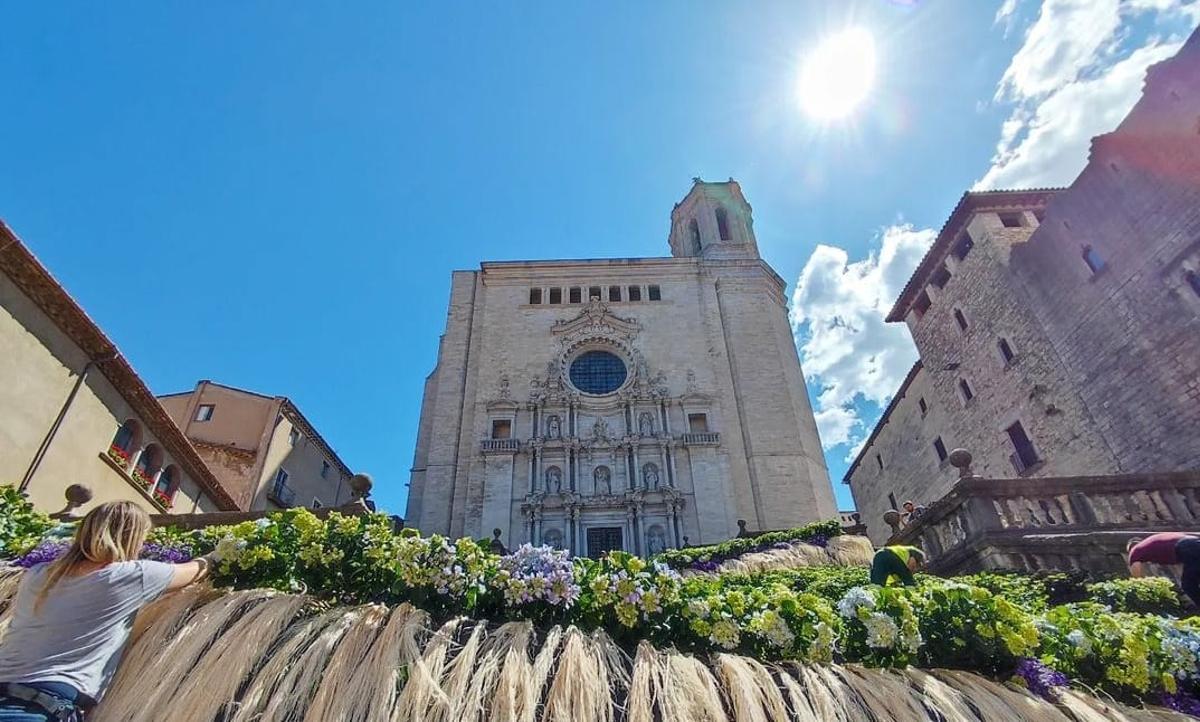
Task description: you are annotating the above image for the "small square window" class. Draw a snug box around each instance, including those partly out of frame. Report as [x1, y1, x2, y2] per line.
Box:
[529, 288, 543, 305]
[998, 337, 1016, 364]
[958, 378, 974, 403]
[289, 428, 301, 446]
[953, 308, 969, 331]
[953, 234, 974, 261]
[913, 291, 932, 317]
[609, 285, 621, 302]
[1006, 421, 1040, 472]
[933, 437, 948, 462]
[549, 288, 562, 304]
[648, 285, 662, 301]
[194, 404, 215, 422]
[321, 460, 330, 478]
[930, 264, 951, 289]
[627, 286, 642, 301]
[588, 286, 602, 302]
[491, 420, 512, 439]
[999, 212, 1024, 228]
[569, 287, 582, 303]
[918, 398, 928, 415]
[888, 492, 899, 510]
[687, 413, 708, 433]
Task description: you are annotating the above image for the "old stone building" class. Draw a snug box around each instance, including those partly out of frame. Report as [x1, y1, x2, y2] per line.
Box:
[848, 31, 1200, 543]
[0, 223, 238, 515]
[407, 180, 837, 556]
[159, 381, 355, 511]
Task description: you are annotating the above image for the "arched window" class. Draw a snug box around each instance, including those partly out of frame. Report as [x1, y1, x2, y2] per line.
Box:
[154, 465, 179, 507]
[689, 219, 701, 254]
[715, 206, 731, 241]
[134, 444, 163, 488]
[108, 419, 141, 468]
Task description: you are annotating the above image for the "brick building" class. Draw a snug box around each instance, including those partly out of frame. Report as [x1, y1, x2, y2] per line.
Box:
[848, 30, 1200, 543]
[407, 180, 837, 556]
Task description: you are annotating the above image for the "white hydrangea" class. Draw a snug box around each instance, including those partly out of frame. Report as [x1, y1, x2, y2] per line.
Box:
[900, 627, 923, 653]
[864, 612, 899, 649]
[837, 587, 876, 619]
[1066, 630, 1091, 654]
[212, 535, 246, 563]
[810, 621, 836, 661]
[686, 599, 711, 619]
[709, 619, 741, 650]
[756, 610, 795, 649]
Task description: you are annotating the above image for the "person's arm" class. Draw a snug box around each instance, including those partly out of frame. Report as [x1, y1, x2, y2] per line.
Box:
[896, 560, 916, 586]
[1129, 560, 1146, 578]
[164, 556, 213, 592]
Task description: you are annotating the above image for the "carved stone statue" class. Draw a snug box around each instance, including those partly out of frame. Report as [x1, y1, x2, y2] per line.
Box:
[686, 369, 698, 394]
[594, 466, 611, 495]
[497, 375, 511, 400]
[547, 415, 561, 439]
[643, 463, 660, 489]
[546, 466, 563, 493]
[589, 417, 611, 444]
[638, 412, 654, 437]
[646, 525, 667, 555]
[543, 528, 564, 550]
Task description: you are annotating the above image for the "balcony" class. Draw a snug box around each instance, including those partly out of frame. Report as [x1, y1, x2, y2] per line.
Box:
[680, 432, 720, 446]
[269, 480, 296, 507]
[481, 438, 520, 454]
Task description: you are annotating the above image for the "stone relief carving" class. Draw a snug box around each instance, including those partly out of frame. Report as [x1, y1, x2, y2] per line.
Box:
[637, 412, 654, 437]
[643, 463, 660, 489]
[547, 415, 561, 439]
[594, 466, 612, 495]
[686, 369, 698, 394]
[497, 375, 511, 400]
[546, 466, 563, 494]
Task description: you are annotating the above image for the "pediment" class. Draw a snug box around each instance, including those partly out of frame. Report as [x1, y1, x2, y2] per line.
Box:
[552, 298, 641, 340]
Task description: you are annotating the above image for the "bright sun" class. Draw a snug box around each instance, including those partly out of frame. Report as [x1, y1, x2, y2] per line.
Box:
[798, 28, 877, 121]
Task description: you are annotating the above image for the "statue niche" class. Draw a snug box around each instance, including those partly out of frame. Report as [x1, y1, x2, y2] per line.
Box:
[546, 414, 562, 440]
[642, 463, 660, 489]
[646, 525, 667, 555]
[545, 466, 563, 494]
[594, 465, 612, 495]
[637, 412, 654, 437]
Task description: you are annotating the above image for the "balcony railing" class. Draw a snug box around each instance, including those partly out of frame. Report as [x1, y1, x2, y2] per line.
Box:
[269, 481, 296, 507]
[480, 438, 520, 453]
[680, 432, 720, 446]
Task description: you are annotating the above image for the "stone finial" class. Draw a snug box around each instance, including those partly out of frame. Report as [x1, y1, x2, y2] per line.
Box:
[490, 528, 507, 555]
[349, 473, 373, 499]
[736, 519, 750, 538]
[682, 536, 690, 547]
[948, 449, 974, 478]
[50, 483, 92, 521]
[883, 509, 903, 535]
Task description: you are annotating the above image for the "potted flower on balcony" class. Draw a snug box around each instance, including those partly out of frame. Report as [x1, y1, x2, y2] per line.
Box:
[152, 488, 173, 510]
[107, 444, 131, 469]
[130, 467, 154, 490]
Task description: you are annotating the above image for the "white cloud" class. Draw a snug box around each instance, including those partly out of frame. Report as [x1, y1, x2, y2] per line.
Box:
[997, 0, 1121, 101]
[995, 0, 1022, 27]
[790, 224, 934, 452]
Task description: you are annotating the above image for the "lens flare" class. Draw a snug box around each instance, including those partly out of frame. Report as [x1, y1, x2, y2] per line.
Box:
[798, 28, 877, 121]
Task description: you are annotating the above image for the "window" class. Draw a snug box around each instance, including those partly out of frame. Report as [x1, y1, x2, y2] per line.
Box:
[627, 285, 642, 301]
[958, 378, 975, 403]
[687, 413, 709, 433]
[608, 285, 621, 302]
[549, 287, 562, 304]
[569, 351, 628, 395]
[953, 308, 969, 331]
[913, 290, 932, 317]
[569, 287, 582, 304]
[888, 492, 899, 510]
[529, 288, 543, 304]
[953, 233, 974, 261]
[270, 468, 293, 506]
[918, 397, 928, 415]
[648, 285, 661, 301]
[999, 212, 1024, 228]
[321, 460, 330, 479]
[1188, 271, 1200, 298]
[1082, 245, 1106, 274]
[715, 206, 732, 240]
[998, 337, 1016, 364]
[1006, 421, 1040, 473]
[875, 454, 883, 471]
[135, 444, 163, 482]
[154, 466, 178, 502]
[289, 428, 301, 446]
[933, 437, 948, 463]
[110, 419, 141, 462]
[491, 420, 512, 439]
[194, 404, 215, 422]
[689, 218, 701, 254]
[312, 498, 323, 509]
[930, 264, 951, 289]
[588, 286, 602, 301]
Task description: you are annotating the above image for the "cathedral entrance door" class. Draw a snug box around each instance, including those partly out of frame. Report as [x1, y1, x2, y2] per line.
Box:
[586, 527, 624, 559]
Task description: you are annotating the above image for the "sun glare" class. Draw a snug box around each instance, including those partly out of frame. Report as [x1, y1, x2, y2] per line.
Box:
[798, 28, 877, 121]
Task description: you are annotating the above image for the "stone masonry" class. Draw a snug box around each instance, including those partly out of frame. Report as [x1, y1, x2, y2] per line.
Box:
[407, 180, 838, 555]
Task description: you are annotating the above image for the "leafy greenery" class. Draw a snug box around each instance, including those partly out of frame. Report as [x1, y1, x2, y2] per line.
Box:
[1086, 577, 1183, 616]
[654, 519, 842, 569]
[0, 486, 54, 558]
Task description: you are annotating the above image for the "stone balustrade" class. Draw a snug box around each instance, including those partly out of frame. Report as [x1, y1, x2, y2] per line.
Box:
[887, 449, 1200, 575]
[680, 432, 720, 446]
[480, 438, 521, 453]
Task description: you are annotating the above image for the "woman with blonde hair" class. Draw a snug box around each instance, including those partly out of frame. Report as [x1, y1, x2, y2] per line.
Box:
[0, 501, 212, 720]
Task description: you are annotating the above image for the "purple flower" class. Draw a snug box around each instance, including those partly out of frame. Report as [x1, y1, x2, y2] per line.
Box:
[807, 534, 829, 548]
[690, 560, 720, 573]
[14, 540, 70, 567]
[1161, 692, 1200, 717]
[1013, 658, 1069, 701]
[140, 542, 194, 564]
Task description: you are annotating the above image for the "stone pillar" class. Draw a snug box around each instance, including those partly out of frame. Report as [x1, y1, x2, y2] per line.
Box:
[669, 503, 681, 548]
[632, 443, 642, 489]
[659, 400, 670, 435]
[625, 506, 636, 554]
[665, 443, 678, 487]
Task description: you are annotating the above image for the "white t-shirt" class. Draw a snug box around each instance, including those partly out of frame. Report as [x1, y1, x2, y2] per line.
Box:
[0, 560, 175, 699]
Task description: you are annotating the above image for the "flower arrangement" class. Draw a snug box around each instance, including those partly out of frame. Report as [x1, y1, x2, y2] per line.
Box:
[130, 467, 154, 489]
[0, 486, 1197, 709]
[106, 444, 131, 469]
[151, 489, 174, 509]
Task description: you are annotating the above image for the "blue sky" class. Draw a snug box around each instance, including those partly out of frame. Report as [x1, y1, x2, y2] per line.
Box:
[2, 1, 1197, 515]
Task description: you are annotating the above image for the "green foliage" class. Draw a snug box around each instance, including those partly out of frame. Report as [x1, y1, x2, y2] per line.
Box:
[654, 519, 842, 569]
[0, 486, 55, 558]
[1086, 577, 1183, 616]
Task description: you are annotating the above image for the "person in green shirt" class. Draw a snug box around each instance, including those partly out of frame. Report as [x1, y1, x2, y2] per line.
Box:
[870, 545, 925, 587]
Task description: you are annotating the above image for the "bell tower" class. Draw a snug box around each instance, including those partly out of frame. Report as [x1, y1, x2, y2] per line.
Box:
[668, 178, 760, 259]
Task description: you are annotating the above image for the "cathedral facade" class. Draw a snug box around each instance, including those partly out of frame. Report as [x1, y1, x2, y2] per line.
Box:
[406, 180, 837, 557]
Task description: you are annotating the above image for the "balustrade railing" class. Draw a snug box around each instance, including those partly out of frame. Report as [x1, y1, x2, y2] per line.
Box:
[480, 438, 520, 453]
[680, 432, 720, 446]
